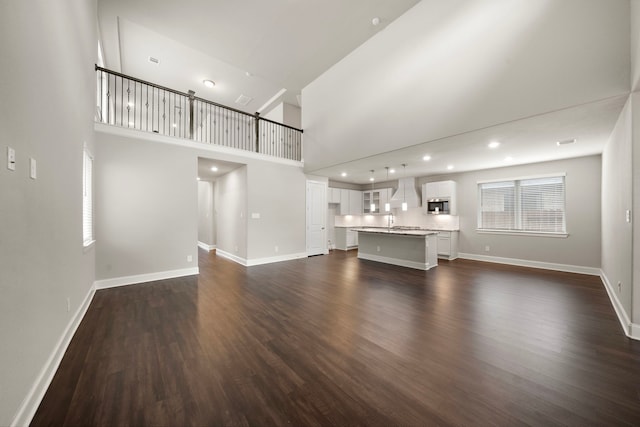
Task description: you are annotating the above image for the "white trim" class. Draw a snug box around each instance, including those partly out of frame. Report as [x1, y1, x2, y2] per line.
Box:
[476, 229, 569, 238]
[477, 172, 566, 185]
[246, 252, 308, 266]
[457, 252, 600, 276]
[257, 88, 288, 114]
[216, 249, 308, 267]
[11, 283, 96, 427]
[95, 123, 303, 168]
[197, 241, 216, 251]
[94, 267, 199, 289]
[599, 270, 639, 340]
[216, 249, 248, 266]
[358, 253, 436, 271]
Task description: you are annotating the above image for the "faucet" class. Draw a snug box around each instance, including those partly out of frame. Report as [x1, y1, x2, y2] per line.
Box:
[387, 213, 395, 230]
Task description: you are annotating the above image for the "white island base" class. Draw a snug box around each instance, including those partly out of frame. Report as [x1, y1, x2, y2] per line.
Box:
[355, 229, 439, 270]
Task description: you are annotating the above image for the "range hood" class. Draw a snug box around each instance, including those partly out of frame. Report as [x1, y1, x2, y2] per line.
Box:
[390, 177, 421, 209]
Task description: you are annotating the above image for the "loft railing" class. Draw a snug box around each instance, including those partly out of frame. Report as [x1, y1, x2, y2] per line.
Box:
[95, 65, 303, 161]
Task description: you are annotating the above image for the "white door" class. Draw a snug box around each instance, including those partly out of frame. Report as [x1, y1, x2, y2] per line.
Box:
[306, 180, 327, 256]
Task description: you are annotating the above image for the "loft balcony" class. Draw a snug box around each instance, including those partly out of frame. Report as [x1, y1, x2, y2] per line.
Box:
[95, 66, 303, 162]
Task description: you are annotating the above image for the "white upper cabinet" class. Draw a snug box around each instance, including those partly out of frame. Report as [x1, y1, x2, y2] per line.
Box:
[328, 187, 341, 204]
[329, 188, 363, 215]
[349, 190, 362, 215]
[424, 180, 456, 200]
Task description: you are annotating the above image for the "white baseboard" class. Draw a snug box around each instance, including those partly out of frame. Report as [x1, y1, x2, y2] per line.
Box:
[197, 241, 216, 251]
[457, 253, 600, 276]
[11, 283, 96, 427]
[216, 249, 248, 266]
[246, 252, 307, 266]
[358, 253, 436, 270]
[216, 249, 308, 267]
[94, 267, 199, 289]
[599, 270, 639, 340]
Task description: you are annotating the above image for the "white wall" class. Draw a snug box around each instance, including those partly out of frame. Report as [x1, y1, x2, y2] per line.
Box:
[215, 166, 248, 259]
[95, 132, 198, 280]
[198, 181, 215, 247]
[246, 162, 307, 259]
[0, 0, 97, 424]
[302, 0, 630, 172]
[418, 156, 602, 270]
[602, 97, 633, 320]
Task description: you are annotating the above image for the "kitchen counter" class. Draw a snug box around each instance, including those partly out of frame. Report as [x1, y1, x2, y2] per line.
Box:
[354, 228, 438, 270]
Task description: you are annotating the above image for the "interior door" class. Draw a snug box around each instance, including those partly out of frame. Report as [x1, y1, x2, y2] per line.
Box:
[306, 180, 327, 256]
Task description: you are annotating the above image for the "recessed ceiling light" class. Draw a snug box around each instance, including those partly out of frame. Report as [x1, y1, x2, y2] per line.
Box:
[556, 138, 577, 146]
[197, 177, 201, 181]
[341, 172, 347, 177]
[423, 155, 431, 161]
[488, 141, 500, 149]
[203, 79, 215, 88]
[210, 166, 218, 172]
[389, 169, 396, 174]
[172, 123, 177, 128]
[369, 177, 375, 182]
[245, 71, 253, 77]
[372, 17, 380, 26]
[128, 121, 134, 126]
[504, 156, 513, 162]
[127, 102, 135, 108]
[447, 165, 454, 170]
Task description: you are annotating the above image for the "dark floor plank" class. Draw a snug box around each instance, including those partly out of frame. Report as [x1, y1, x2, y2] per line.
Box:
[31, 250, 640, 426]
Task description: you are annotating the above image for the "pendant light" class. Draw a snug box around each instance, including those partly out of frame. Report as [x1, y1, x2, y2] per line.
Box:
[369, 170, 376, 213]
[384, 167, 391, 212]
[401, 164, 408, 211]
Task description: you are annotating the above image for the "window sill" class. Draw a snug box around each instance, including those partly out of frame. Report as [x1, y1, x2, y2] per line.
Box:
[476, 229, 568, 238]
[83, 240, 96, 252]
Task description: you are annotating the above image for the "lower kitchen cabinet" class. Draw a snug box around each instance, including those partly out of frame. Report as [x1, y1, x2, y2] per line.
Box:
[437, 231, 459, 260]
[334, 227, 358, 250]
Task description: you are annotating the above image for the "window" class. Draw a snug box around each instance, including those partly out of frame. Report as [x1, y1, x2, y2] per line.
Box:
[478, 175, 566, 235]
[83, 147, 94, 246]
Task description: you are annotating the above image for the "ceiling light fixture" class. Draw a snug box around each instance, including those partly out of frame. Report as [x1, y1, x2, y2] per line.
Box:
[447, 165, 454, 170]
[370, 170, 376, 213]
[504, 156, 513, 162]
[372, 17, 380, 26]
[556, 138, 577, 146]
[203, 79, 215, 88]
[341, 172, 347, 177]
[390, 168, 396, 174]
[210, 166, 218, 172]
[401, 164, 408, 211]
[384, 167, 391, 212]
[488, 141, 500, 149]
[423, 155, 431, 161]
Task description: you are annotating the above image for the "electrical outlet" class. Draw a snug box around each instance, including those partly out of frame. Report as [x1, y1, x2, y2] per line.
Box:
[7, 147, 16, 171]
[187, 255, 193, 262]
[485, 245, 490, 252]
[376, 246, 381, 252]
[29, 157, 37, 179]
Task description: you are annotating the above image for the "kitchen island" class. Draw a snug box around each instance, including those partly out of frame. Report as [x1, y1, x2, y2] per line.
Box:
[352, 228, 439, 270]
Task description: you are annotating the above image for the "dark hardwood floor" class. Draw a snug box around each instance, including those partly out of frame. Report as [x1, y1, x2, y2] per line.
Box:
[32, 250, 640, 426]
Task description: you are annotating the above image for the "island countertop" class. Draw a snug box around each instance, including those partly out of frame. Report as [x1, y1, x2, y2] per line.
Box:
[351, 227, 439, 236]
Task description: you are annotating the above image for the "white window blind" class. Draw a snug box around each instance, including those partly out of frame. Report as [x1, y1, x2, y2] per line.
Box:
[478, 176, 566, 234]
[83, 148, 94, 246]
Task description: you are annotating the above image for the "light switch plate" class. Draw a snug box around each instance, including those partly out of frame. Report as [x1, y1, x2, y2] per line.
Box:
[7, 147, 15, 171]
[29, 157, 37, 179]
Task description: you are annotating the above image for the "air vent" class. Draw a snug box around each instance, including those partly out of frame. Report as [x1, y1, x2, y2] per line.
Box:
[556, 138, 576, 146]
[148, 56, 160, 65]
[235, 94, 252, 106]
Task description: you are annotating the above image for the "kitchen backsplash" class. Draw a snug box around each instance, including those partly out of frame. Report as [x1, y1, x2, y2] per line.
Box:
[334, 208, 459, 230]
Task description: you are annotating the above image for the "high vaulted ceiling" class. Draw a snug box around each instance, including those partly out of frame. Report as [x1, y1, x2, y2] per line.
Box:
[98, 0, 632, 184]
[98, 0, 420, 113]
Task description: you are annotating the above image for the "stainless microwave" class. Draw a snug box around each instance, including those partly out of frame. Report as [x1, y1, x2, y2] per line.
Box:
[427, 199, 449, 214]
